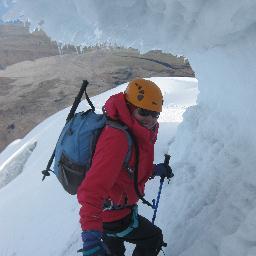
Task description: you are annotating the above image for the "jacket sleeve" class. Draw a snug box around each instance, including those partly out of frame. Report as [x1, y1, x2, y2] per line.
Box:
[77, 126, 129, 231]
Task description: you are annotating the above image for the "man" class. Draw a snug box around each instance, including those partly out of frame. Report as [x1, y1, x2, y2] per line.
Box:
[77, 78, 172, 255]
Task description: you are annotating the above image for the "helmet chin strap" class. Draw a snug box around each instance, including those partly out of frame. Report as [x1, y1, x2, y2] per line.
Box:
[139, 120, 157, 130]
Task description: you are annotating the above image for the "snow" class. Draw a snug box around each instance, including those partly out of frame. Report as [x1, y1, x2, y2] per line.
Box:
[0, 77, 198, 255]
[1, 1, 256, 255]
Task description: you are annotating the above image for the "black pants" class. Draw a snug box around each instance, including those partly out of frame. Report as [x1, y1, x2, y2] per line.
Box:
[103, 212, 163, 256]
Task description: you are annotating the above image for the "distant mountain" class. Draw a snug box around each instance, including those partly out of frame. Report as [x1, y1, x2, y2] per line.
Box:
[0, 22, 194, 152]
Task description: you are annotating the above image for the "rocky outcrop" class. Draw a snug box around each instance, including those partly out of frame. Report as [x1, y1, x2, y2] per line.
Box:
[0, 22, 61, 69]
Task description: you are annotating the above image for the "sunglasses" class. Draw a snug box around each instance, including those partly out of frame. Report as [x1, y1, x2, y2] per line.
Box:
[137, 108, 160, 118]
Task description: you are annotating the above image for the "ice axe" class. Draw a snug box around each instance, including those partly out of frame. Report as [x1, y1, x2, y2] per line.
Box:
[152, 154, 173, 224]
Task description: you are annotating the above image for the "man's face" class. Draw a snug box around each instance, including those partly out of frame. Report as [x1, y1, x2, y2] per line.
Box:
[133, 108, 159, 130]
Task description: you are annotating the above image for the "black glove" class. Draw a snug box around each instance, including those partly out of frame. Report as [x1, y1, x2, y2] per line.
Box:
[154, 163, 174, 179]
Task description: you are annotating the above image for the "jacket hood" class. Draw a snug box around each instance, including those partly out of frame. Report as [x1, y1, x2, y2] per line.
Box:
[103, 92, 158, 144]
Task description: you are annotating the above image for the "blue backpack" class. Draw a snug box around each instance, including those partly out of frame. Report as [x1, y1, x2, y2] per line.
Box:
[42, 81, 132, 195]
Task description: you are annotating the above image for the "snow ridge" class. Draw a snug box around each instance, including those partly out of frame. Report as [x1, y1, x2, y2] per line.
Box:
[0, 140, 37, 190]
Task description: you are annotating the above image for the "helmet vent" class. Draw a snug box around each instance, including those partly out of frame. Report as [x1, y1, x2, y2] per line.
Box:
[135, 83, 142, 89]
[137, 95, 144, 101]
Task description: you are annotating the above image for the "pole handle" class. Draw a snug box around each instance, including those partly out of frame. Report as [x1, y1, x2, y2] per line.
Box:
[164, 154, 170, 165]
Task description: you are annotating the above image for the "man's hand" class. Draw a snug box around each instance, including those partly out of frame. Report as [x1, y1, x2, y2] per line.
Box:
[79, 231, 109, 256]
[154, 163, 174, 179]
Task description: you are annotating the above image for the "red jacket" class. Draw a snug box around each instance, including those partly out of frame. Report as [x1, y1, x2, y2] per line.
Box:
[77, 92, 158, 231]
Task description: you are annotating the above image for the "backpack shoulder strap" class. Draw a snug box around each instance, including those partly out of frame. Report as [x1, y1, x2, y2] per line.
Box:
[106, 119, 154, 209]
[106, 120, 132, 168]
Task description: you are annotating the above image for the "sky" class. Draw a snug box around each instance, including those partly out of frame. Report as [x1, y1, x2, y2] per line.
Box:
[1, 1, 256, 255]
[0, 0, 14, 20]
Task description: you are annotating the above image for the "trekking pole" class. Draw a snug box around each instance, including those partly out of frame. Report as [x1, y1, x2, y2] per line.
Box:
[42, 80, 89, 181]
[66, 80, 89, 122]
[152, 154, 171, 224]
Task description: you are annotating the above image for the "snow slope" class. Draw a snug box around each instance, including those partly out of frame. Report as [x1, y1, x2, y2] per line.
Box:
[2, 1, 256, 255]
[0, 77, 198, 255]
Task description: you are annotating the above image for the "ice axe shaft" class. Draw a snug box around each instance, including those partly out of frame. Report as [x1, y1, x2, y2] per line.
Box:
[152, 154, 170, 224]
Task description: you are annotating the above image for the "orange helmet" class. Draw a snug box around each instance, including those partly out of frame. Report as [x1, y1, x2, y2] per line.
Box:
[125, 78, 163, 112]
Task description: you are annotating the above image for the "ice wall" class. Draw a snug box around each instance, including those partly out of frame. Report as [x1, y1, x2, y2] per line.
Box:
[4, 1, 256, 255]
